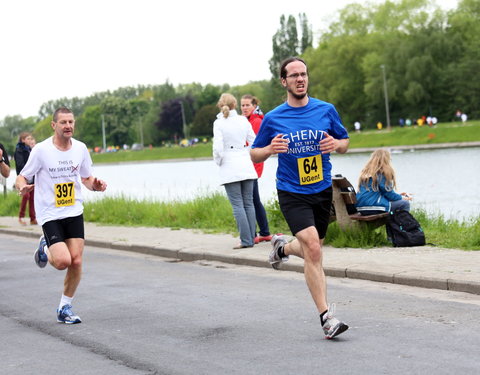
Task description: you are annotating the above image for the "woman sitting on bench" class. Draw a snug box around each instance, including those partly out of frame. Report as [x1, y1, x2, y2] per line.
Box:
[355, 149, 412, 215]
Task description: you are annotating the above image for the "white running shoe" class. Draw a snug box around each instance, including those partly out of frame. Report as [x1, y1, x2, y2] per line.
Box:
[322, 304, 349, 339]
[269, 234, 289, 270]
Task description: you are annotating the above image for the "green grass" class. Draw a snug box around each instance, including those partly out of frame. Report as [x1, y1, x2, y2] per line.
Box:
[91, 142, 212, 164]
[348, 121, 480, 148]
[83, 192, 235, 233]
[2, 192, 478, 250]
[85, 121, 480, 165]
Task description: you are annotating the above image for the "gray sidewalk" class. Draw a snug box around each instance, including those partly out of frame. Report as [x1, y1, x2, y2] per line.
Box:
[1, 216, 479, 295]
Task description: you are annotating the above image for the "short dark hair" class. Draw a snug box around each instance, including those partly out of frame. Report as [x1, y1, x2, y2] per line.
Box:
[53, 107, 73, 122]
[279, 57, 307, 79]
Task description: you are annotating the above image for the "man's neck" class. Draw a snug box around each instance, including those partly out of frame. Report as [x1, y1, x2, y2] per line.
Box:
[287, 94, 309, 108]
[53, 136, 72, 151]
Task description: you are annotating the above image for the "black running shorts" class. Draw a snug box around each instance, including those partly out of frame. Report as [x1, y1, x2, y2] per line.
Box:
[42, 214, 85, 247]
[277, 187, 332, 238]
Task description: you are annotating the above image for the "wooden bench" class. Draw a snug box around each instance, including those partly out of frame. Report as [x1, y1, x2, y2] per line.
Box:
[331, 175, 389, 230]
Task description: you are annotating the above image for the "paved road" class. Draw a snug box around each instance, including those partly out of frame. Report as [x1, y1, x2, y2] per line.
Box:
[1, 234, 479, 375]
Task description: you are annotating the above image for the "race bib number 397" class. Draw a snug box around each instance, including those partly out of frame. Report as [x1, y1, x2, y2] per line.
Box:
[297, 154, 323, 185]
[55, 182, 75, 207]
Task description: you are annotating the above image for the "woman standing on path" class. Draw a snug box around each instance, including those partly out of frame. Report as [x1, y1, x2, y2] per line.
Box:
[241, 94, 272, 243]
[213, 93, 257, 249]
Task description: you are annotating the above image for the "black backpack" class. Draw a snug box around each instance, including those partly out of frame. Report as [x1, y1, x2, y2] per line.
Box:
[386, 210, 426, 247]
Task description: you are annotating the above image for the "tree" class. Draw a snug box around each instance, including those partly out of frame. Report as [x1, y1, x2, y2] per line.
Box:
[155, 96, 194, 141]
[33, 116, 54, 142]
[100, 97, 132, 146]
[446, 0, 480, 118]
[0, 115, 36, 151]
[269, 14, 312, 78]
[76, 105, 103, 148]
[38, 97, 85, 120]
[190, 104, 217, 137]
[299, 13, 313, 52]
[303, 0, 465, 127]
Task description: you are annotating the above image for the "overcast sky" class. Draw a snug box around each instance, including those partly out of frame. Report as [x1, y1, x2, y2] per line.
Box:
[0, 0, 458, 120]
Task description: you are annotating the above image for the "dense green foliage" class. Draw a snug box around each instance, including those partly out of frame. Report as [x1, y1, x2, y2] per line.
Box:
[1, 191, 478, 250]
[1, 0, 479, 156]
[305, 0, 480, 127]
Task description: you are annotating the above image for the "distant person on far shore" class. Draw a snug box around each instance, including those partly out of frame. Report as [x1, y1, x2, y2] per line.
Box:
[354, 121, 361, 133]
[455, 110, 462, 121]
[355, 149, 412, 215]
[461, 113, 468, 123]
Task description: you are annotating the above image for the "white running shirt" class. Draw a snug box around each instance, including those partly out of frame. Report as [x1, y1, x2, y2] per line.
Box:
[20, 137, 93, 225]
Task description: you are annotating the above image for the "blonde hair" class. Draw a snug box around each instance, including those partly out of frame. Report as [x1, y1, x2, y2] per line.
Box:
[217, 93, 237, 118]
[358, 149, 397, 191]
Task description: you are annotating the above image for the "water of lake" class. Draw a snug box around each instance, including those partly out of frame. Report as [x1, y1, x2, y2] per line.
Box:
[6, 147, 479, 221]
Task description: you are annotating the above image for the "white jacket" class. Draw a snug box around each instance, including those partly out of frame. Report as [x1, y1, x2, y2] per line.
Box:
[213, 110, 257, 185]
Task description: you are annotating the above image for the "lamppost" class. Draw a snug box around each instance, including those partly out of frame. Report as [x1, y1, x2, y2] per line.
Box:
[179, 100, 188, 139]
[380, 64, 391, 131]
[138, 118, 144, 146]
[101, 114, 107, 151]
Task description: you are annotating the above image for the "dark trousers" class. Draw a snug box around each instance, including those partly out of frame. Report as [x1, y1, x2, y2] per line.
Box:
[253, 179, 270, 236]
[19, 189, 35, 221]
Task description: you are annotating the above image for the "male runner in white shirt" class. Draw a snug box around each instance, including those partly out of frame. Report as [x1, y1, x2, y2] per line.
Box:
[16, 107, 107, 324]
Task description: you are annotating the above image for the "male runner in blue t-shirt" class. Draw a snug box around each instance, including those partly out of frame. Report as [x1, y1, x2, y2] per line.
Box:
[251, 57, 350, 339]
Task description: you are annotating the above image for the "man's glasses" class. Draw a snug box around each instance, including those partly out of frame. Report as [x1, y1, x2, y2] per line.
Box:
[286, 72, 308, 79]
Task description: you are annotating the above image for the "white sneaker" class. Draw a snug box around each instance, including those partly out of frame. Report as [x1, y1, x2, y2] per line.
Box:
[269, 234, 289, 270]
[321, 304, 349, 339]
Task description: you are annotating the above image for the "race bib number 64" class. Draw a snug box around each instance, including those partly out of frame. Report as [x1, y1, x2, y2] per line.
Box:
[297, 154, 323, 185]
[55, 182, 75, 207]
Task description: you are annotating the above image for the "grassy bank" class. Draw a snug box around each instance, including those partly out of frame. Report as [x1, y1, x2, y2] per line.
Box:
[91, 143, 212, 164]
[89, 121, 480, 164]
[1, 192, 478, 250]
[348, 121, 480, 148]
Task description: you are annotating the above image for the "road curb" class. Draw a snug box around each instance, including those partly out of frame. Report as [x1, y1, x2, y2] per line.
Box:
[1, 227, 479, 295]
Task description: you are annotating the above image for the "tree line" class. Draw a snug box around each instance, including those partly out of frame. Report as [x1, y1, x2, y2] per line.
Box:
[1, 0, 478, 153]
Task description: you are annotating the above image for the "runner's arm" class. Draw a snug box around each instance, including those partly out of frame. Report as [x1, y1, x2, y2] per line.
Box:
[0, 148, 10, 177]
[82, 176, 107, 192]
[0, 160, 9, 178]
[251, 134, 288, 163]
[15, 175, 34, 195]
[319, 134, 349, 154]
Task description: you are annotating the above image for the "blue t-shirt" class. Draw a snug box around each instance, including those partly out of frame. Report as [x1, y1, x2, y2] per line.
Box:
[252, 97, 349, 194]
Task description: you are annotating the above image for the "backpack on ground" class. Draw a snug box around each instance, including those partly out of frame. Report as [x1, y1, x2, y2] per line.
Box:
[386, 209, 426, 247]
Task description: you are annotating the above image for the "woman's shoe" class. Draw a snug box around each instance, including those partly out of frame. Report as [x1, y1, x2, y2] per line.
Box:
[233, 244, 254, 249]
[30, 219, 38, 225]
[256, 235, 273, 242]
[18, 218, 27, 226]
